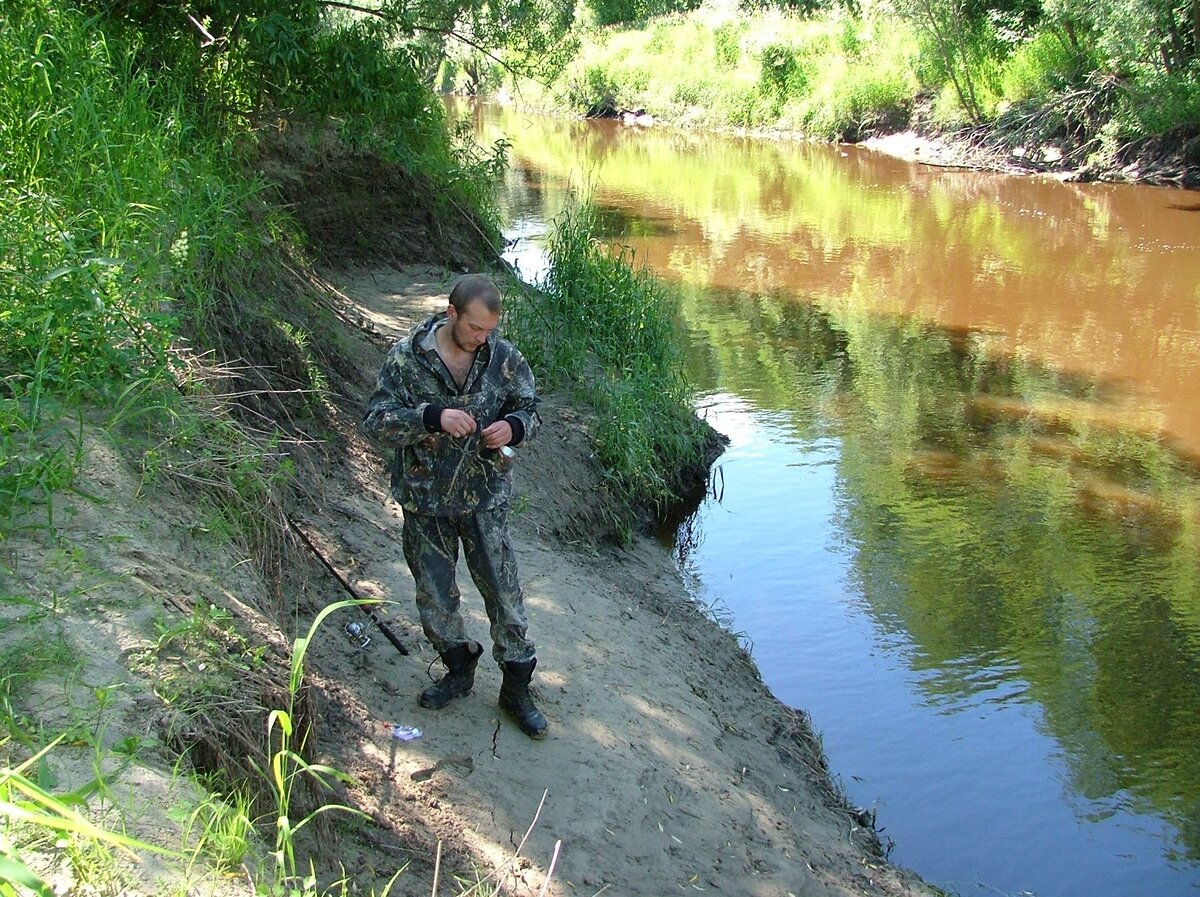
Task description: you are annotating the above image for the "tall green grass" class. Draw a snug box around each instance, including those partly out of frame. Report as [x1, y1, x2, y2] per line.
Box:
[505, 201, 712, 538]
[0, 600, 383, 897]
[0, 735, 164, 897]
[512, 6, 921, 138]
[0, 6, 269, 385]
[0, 3, 277, 538]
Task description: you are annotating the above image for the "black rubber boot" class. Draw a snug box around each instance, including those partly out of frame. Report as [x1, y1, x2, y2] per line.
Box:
[419, 641, 483, 709]
[499, 658, 549, 739]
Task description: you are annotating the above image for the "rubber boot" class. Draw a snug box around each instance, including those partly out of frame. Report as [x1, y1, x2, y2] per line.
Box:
[419, 641, 483, 709]
[499, 658, 549, 739]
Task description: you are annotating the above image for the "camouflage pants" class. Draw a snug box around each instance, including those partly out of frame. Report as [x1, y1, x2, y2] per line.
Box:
[401, 506, 535, 664]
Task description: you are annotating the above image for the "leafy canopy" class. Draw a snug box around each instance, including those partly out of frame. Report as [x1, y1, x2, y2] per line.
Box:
[81, 0, 578, 123]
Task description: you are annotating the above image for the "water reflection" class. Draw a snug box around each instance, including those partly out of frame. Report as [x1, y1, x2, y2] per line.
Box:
[695, 286, 1200, 861]
[464, 100, 1200, 895]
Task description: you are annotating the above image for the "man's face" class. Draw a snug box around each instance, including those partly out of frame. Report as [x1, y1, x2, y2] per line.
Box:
[448, 300, 500, 352]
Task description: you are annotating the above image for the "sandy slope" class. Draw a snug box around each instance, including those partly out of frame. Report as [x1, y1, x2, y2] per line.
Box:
[0, 261, 940, 897]
[295, 264, 941, 897]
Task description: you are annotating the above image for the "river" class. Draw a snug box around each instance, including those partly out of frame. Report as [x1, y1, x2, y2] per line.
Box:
[462, 100, 1200, 897]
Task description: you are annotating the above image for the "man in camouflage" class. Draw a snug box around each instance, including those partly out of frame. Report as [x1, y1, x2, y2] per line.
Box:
[363, 274, 548, 738]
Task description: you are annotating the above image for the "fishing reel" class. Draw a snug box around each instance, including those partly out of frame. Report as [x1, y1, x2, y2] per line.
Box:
[344, 621, 372, 650]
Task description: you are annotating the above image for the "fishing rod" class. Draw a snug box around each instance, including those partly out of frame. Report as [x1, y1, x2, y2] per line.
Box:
[285, 513, 409, 656]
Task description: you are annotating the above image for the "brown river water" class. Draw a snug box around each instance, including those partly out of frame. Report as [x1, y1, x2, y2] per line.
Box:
[461, 99, 1200, 897]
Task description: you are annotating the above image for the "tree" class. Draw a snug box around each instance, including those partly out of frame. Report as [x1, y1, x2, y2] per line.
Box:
[586, 0, 703, 27]
[895, 0, 993, 121]
[1083, 0, 1199, 73]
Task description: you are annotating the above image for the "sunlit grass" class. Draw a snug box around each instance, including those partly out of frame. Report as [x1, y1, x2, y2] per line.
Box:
[512, 6, 922, 137]
[505, 200, 712, 538]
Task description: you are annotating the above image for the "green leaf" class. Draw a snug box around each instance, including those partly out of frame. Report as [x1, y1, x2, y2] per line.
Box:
[0, 854, 53, 897]
[34, 756, 55, 791]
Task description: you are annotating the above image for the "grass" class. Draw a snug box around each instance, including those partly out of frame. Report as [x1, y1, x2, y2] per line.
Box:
[504, 199, 713, 539]
[0, 619, 285, 897]
[0, 2, 280, 547]
[0, 737, 160, 897]
[261, 599, 370, 896]
[179, 786, 256, 872]
[511, 6, 922, 138]
[2, 596, 392, 897]
[0, 370, 86, 538]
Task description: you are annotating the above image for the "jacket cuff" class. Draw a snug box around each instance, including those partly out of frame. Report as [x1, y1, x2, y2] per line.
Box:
[422, 404, 445, 433]
[505, 414, 526, 446]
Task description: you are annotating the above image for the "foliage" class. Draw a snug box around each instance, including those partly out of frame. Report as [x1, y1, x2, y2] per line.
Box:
[539, 7, 922, 137]
[1119, 67, 1200, 133]
[998, 26, 1096, 100]
[83, 0, 577, 125]
[781, 27, 919, 137]
[0, 2, 276, 542]
[0, 737, 159, 897]
[179, 785, 256, 872]
[893, 0, 1006, 122]
[0, 5, 243, 391]
[521, 0, 1198, 139]
[0, 380, 82, 537]
[1076, 0, 1200, 75]
[264, 600, 368, 896]
[587, 0, 705, 26]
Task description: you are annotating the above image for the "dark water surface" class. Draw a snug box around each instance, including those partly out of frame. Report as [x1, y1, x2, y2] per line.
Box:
[464, 100, 1200, 897]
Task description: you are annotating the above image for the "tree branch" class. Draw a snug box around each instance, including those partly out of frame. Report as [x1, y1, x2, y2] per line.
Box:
[319, 0, 559, 86]
[186, 11, 217, 47]
[319, 0, 392, 20]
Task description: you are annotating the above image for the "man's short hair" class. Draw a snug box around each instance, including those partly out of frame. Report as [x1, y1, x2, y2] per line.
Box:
[449, 274, 502, 315]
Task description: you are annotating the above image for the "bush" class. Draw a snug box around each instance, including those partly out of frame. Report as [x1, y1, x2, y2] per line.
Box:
[566, 63, 620, 111]
[1000, 28, 1093, 101]
[782, 23, 918, 138]
[1119, 66, 1200, 134]
[712, 81, 778, 128]
[759, 44, 809, 100]
[713, 22, 743, 69]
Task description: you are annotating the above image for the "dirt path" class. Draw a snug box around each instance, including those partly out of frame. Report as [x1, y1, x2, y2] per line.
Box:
[296, 264, 941, 897]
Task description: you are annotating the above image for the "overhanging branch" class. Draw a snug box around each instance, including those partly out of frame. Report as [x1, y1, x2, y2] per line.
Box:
[317, 0, 560, 87]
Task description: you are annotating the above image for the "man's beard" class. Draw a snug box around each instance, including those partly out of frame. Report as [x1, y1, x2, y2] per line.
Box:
[451, 320, 479, 352]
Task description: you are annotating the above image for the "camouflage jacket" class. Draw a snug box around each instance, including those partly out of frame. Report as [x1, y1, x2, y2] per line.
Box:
[362, 312, 540, 517]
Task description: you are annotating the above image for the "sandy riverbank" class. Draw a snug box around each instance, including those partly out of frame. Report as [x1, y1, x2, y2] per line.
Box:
[290, 262, 944, 896]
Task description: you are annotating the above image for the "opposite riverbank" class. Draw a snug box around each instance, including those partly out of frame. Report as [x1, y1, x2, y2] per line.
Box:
[461, 0, 1199, 191]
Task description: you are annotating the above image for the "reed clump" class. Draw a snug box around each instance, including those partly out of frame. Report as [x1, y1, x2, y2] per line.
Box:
[505, 201, 717, 540]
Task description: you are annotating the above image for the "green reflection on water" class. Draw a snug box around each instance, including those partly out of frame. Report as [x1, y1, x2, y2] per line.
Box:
[688, 284, 1200, 859]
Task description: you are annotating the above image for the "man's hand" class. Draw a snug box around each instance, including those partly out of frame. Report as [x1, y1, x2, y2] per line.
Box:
[440, 408, 477, 438]
[482, 419, 513, 449]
